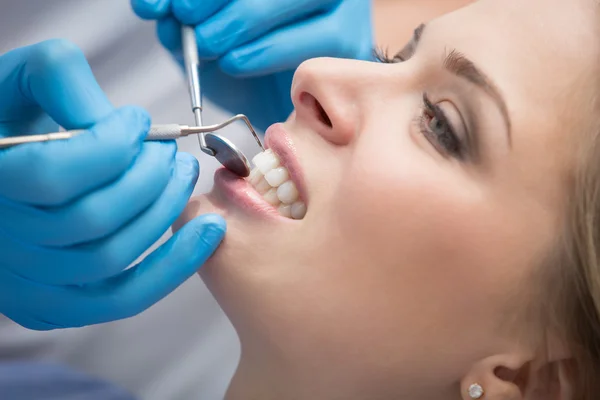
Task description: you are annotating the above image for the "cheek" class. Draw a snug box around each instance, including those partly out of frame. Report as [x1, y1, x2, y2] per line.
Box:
[325, 150, 511, 330]
[332, 151, 485, 270]
[281, 155, 518, 381]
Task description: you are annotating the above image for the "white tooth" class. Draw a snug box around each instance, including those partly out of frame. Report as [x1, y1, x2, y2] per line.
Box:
[252, 149, 280, 174]
[276, 180, 299, 204]
[291, 201, 307, 219]
[254, 177, 271, 194]
[248, 167, 264, 186]
[251, 150, 267, 167]
[278, 204, 292, 218]
[263, 188, 280, 205]
[264, 167, 289, 187]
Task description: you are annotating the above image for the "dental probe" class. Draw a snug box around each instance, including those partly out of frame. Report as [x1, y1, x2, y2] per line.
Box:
[181, 25, 204, 147]
[180, 25, 265, 177]
[0, 114, 264, 177]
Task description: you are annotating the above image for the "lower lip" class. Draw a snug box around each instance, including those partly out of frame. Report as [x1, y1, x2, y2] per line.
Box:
[213, 168, 281, 219]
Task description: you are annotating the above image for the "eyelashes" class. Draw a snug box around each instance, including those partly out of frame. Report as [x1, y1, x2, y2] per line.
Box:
[373, 24, 424, 64]
[419, 94, 463, 159]
[373, 46, 409, 63]
[373, 47, 404, 63]
[373, 46, 464, 159]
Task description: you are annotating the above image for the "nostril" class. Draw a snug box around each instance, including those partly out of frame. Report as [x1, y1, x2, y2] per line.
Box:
[300, 92, 333, 128]
[315, 100, 332, 128]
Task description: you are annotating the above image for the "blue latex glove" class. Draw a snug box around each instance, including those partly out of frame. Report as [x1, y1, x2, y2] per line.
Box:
[0, 39, 226, 330]
[131, 0, 373, 132]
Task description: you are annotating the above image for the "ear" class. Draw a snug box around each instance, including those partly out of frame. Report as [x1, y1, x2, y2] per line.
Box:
[460, 354, 574, 400]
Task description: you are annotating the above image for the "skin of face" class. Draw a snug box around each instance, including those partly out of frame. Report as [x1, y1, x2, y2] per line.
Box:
[175, 0, 600, 398]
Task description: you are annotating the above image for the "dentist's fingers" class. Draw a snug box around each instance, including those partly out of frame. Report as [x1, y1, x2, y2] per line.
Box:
[0, 153, 201, 286]
[0, 141, 176, 247]
[194, 0, 338, 59]
[0, 107, 150, 206]
[156, 16, 182, 55]
[0, 39, 113, 133]
[172, 0, 228, 26]
[219, 6, 372, 77]
[0, 214, 226, 329]
[157, 0, 339, 60]
[72, 213, 226, 326]
[0, 296, 62, 331]
[130, 0, 172, 20]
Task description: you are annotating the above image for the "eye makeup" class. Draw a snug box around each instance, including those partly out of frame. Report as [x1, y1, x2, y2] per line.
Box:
[375, 23, 491, 162]
[419, 93, 465, 159]
[374, 29, 469, 161]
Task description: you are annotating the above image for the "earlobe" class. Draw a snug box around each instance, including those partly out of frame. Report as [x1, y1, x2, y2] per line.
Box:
[460, 354, 574, 400]
[460, 354, 529, 400]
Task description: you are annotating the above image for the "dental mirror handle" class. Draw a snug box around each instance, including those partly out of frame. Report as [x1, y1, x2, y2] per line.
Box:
[0, 125, 206, 149]
[181, 25, 203, 128]
[1, 114, 263, 153]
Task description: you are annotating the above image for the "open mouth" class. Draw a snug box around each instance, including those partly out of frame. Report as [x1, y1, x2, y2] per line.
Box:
[248, 149, 307, 219]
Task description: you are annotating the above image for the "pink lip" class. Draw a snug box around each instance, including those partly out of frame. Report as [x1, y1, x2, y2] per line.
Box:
[211, 122, 307, 220]
[213, 168, 280, 219]
[264, 123, 308, 204]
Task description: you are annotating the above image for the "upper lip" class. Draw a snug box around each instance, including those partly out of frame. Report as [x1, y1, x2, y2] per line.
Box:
[263, 123, 308, 205]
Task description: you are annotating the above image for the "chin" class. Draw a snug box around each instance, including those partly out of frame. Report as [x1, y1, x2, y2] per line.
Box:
[172, 120, 320, 361]
[173, 191, 280, 316]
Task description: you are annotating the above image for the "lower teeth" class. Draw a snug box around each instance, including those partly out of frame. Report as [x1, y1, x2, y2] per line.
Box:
[249, 150, 307, 219]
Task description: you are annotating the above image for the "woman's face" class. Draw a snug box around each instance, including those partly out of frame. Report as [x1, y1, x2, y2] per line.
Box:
[179, 0, 598, 396]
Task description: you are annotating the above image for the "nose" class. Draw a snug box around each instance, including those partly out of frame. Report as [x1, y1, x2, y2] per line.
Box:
[290, 57, 388, 146]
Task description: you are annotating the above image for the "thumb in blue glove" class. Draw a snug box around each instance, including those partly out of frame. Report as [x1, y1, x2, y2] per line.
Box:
[0, 39, 226, 330]
[131, 0, 374, 132]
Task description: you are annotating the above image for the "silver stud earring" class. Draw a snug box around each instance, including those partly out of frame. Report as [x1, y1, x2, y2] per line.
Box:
[468, 383, 484, 399]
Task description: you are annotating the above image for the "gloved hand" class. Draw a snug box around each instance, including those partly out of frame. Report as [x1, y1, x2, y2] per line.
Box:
[0, 40, 226, 330]
[131, 0, 373, 132]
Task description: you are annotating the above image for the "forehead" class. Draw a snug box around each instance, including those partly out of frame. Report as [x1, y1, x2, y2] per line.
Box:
[424, 0, 599, 158]
[428, 0, 598, 128]
[422, 0, 600, 215]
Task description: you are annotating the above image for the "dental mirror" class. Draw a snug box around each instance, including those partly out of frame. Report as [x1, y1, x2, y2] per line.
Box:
[204, 132, 251, 177]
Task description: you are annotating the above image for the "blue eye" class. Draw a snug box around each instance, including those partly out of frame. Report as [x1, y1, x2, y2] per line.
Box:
[420, 94, 463, 159]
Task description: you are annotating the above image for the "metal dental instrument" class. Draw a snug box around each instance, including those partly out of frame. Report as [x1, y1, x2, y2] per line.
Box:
[0, 27, 264, 177]
[0, 114, 263, 177]
[181, 25, 204, 142]
[180, 25, 264, 177]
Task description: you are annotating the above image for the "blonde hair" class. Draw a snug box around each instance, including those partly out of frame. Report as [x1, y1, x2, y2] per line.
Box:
[553, 98, 600, 399]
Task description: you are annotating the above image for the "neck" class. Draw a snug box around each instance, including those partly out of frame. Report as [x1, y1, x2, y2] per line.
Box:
[224, 337, 456, 399]
[224, 355, 423, 400]
[224, 358, 299, 400]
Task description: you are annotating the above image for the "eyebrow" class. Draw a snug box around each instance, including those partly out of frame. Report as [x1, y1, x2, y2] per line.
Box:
[410, 24, 512, 146]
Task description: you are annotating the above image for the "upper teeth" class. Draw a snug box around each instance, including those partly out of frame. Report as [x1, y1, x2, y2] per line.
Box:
[264, 167, 289, 187]
[249, 149, 307, 219]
